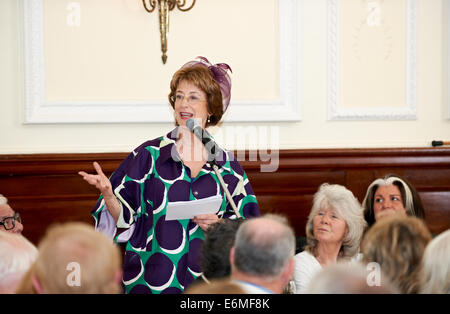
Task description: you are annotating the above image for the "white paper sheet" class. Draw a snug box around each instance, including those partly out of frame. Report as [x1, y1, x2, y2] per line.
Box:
[165, 195, 223, 221]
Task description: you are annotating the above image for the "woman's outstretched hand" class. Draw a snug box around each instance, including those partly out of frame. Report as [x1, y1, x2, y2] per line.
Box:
[79, 162, 120, 222]
[78, 162, 114, 198]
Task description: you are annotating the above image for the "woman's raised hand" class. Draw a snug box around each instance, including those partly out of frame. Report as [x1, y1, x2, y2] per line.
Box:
[79, 162, 120, 222]
[78, 162, 114, 199]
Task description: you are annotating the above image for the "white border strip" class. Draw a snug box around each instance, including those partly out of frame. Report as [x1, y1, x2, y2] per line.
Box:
[327, 0, 417, 120]
[447, 0, 450, 119]
[23, 0, 301, 123]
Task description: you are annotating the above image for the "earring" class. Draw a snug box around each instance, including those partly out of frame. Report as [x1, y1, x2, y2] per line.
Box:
[207, 116, 211, 123]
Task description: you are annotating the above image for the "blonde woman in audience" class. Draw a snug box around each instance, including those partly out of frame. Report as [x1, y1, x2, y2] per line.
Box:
[0, 232, 37, 293]
[0, 194, 24, 234]
[361, 215, 432, 294]
[293, 183, 367, 294]
[421, 229, 450, 294]
[16, 222, 122, 294]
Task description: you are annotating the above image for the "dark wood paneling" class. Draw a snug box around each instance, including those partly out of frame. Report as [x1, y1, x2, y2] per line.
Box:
[247, 171, 346, 194]
[1, 148, 449, 245]
[419, 192, 450, 234]
[256, 194, 313, 238]
[10, 197, 95, 244]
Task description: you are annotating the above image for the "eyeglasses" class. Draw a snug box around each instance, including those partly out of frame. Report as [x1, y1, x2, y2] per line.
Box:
[173, 94, 206, 105]
[0, 212, 22, 231]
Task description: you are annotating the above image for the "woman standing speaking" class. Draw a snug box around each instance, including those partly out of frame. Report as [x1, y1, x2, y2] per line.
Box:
[79, 57, 260, 294]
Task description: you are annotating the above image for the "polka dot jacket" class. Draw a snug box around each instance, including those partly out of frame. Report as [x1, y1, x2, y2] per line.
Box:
[92, 128, 260, 294]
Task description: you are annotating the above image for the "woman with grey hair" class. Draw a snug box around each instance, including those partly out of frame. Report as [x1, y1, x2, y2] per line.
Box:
[362, 174, 425, 227]
[293, 183, 367, 294]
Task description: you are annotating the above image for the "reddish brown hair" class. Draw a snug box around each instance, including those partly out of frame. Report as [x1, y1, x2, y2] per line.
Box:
[168, 64, 224, 127]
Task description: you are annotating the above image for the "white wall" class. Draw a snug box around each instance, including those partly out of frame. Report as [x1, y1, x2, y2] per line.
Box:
[0, 0, 449, 154]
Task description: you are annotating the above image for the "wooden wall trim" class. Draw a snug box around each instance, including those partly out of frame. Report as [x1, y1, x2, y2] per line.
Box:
[2, 147, 450, 173]
[241, 147, 450, 169]
[1, 147, 449, 244]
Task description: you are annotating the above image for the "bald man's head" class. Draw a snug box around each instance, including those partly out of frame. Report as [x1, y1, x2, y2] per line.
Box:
[232, 214, 295, 278]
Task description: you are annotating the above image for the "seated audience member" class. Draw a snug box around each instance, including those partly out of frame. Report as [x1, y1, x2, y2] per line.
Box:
[15, 222, 122, 294]
[0, 194, 24, 234]
[197, 218, 244, 284]
[421, 229, 450, 294]
[293, 183, 367, 294]
[230, 214, 296, 294]
[362, 174, 425, 227]
[306, 262, 399, 294]
[0, 232, 38, 293]
[184, 277, 246, 294]
[361, 215, 432, 294]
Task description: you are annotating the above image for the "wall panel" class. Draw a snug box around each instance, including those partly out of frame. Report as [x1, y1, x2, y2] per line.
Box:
[1, 147, 449, 244]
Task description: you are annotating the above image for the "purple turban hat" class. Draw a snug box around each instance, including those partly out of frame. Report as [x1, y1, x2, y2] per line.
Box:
[181, 56, 232, 113]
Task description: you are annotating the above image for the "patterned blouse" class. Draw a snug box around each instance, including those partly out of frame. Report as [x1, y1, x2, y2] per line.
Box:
[92, 128, 260, 294]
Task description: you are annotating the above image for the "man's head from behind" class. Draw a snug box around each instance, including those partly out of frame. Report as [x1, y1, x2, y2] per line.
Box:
[16, 222, 122, 294]
[230, 214, 296, 293]
[0, 232, 37, 293]
[201, 218, 244, 280]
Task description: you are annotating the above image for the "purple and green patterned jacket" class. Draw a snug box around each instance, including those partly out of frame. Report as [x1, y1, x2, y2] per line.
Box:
[92, 128, 260, 294]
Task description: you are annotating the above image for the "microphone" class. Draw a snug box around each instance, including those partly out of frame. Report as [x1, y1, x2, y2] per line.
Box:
[186, 118, 205, 143]
[186, 118, 219, 164]
[186, 119, 241, 218]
